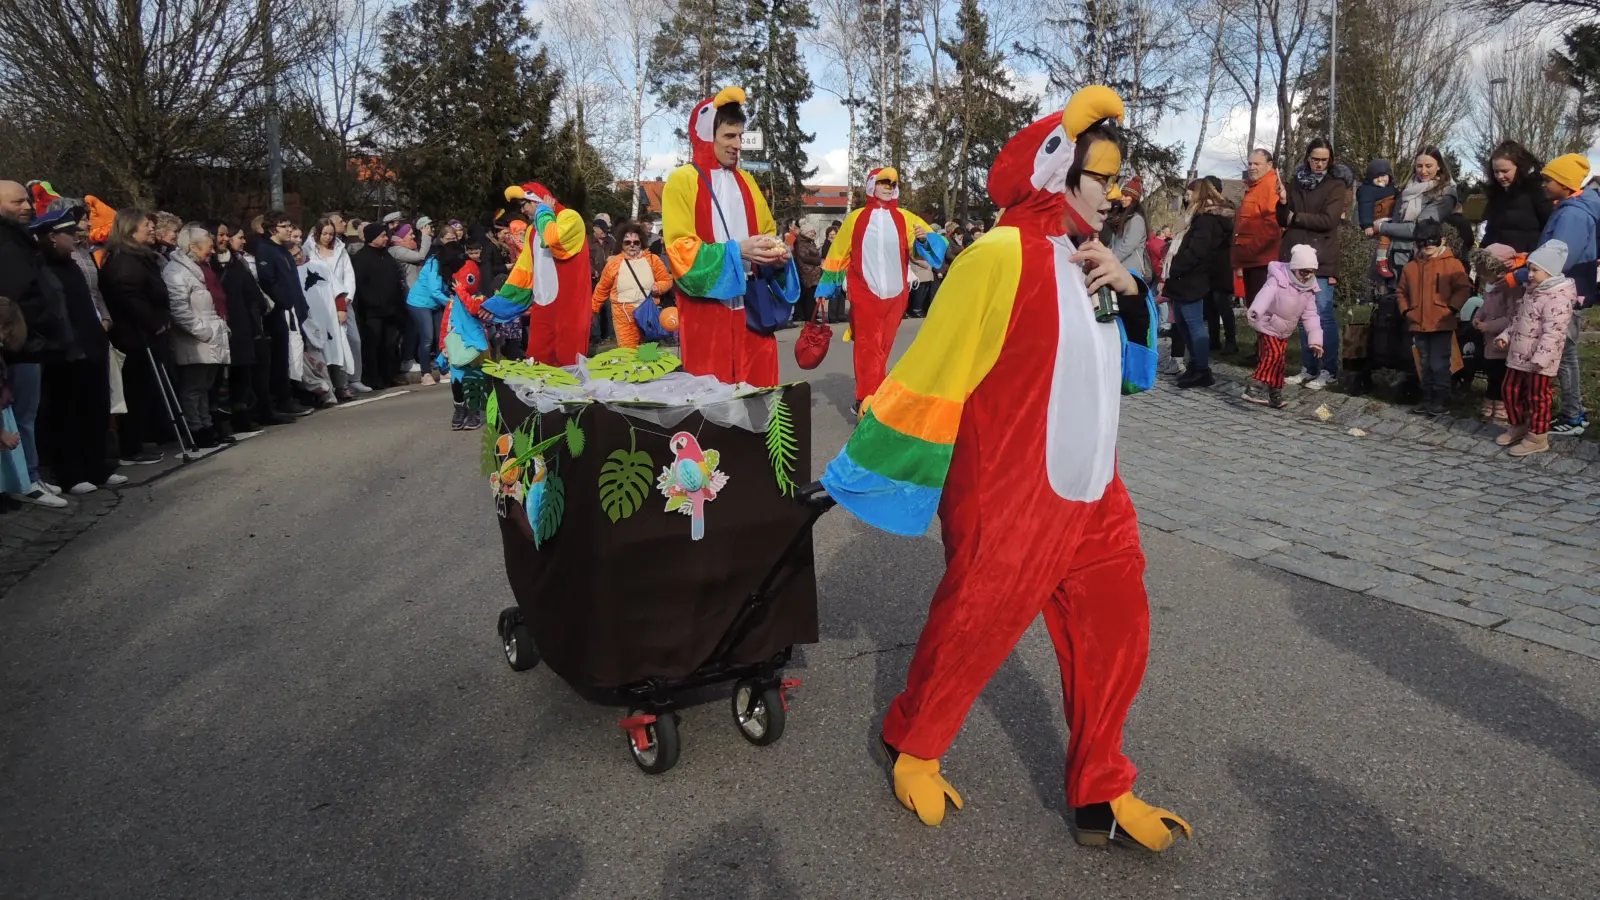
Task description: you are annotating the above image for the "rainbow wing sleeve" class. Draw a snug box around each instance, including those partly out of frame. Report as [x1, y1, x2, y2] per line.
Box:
[481, 236, 534, 321]
[815, 210, 859, 300]
[820, 229, 1023, 535]
[540, 206, 587, 260]
[662, 165, 746, 300]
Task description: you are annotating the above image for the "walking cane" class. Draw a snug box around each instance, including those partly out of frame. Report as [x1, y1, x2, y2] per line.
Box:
[146, 347, 197, 462]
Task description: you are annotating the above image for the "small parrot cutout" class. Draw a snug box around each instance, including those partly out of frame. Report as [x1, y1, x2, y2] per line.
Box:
[523, 456, 549, 544]
[657, 432, 729, 540]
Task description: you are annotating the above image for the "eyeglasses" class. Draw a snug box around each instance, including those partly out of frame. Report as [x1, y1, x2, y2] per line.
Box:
[622, 239, 641, 247]
[1308, 155, 1331, 164]
[1082, 169, 1121, 192]
[875, 180, 895, 187]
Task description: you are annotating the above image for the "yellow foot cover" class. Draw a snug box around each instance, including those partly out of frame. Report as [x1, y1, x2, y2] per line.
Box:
[892, 754, 964, 826]
[1108, 793, 1193, 851]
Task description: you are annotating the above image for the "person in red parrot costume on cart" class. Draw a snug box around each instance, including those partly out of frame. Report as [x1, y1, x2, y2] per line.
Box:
[819, 86, 1190, 852]
[816, 168, 948, 416]
[491, 182, 591, 366]
[661, 86, 789, 387]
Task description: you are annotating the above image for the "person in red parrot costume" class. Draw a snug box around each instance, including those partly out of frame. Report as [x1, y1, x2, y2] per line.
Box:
[495, 182, 591, 366]
[816, 168, 948, 415]
[661, 86, 788, 387]
[819, 86, 1188, 851]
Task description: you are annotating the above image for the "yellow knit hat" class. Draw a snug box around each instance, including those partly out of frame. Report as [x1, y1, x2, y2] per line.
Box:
[1542, 154, 1591, 194]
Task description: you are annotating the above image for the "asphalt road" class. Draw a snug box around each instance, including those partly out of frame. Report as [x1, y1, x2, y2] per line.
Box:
[2, 325, 1597, 899]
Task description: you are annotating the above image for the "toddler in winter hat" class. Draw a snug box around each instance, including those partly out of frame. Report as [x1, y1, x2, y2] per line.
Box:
[1288, 244, 1319, 272]
[1527, 240, 1569, 280]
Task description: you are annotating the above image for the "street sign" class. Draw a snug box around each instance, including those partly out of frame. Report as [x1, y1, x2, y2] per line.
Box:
[742, 160, 773, 173]
[741, 131, 764, 151]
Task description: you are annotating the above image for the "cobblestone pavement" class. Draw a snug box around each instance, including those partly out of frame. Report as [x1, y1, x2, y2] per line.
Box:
[1121, 378, 1600, 661]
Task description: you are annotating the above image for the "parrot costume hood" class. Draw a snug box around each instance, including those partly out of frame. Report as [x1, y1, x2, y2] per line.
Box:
[689, 86, 748, 171]
[818, 87, 1184, 851]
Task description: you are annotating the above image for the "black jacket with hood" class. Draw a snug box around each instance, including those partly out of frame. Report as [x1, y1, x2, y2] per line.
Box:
[1482, 170, 1553, 253]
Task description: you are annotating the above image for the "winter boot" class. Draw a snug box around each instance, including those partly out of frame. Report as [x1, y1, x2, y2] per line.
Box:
[1242, 380, 1270, 405]
[1495, 424, 1530, 446]
[1508, 432, 1550, 457]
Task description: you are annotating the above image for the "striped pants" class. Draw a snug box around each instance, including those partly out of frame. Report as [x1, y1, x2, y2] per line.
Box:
[1503, 368, 1553, 434]
[1252, 334, 1288, 389]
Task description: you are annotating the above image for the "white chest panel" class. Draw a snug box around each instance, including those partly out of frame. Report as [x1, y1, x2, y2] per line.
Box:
[1044, 235, 1122, 502]
[709, 169, 751, 243]
[861, 209, 905, 298]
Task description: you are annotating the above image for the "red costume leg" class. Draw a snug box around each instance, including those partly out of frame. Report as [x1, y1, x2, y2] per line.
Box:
[849, 293, 908, 402]
[1043, 477, 1150, 808]
[678, 296, 737, 382]
[556, 286, 592, 366]
[525, 305, 558, 364]
[738, 328, 779, 387]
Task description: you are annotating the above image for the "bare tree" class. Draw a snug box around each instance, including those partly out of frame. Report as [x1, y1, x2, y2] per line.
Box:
[1471, 28, 1592, 164]
[1261, 0, 1314, 163]
[292, 0, 386, 204]
[1213, 0, 1268, 158]
[1185, 3, 1230, 179]
[547, 0, 668, 219]
[0, 0, 324, 205]
[812, 0, 869, 208]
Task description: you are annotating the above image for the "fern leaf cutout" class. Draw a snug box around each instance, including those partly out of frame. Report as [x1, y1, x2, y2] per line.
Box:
[564, 417, 585, 457]
[765, 396, 798, 497]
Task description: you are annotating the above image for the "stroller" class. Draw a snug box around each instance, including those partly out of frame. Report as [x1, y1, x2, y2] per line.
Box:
[488, 379, 830, 774]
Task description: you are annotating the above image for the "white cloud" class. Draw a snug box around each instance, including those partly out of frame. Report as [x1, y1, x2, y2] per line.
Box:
[642, 152, 683, 180]
[809, 148, 851, 186]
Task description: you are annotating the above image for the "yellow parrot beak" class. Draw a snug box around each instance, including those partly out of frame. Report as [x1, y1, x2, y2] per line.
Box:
[877, 167, 899, 184]
[504, 185, 526, 202]
[1062, 86, 1126, 141]
[714, 86, 747, 108]
[1106, 183, 1123, 202]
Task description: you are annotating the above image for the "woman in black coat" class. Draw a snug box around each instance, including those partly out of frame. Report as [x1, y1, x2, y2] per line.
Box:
[1481, 140, 1552, 254]
[98, 207, 172, 463]
[1164, 179, 1235, 388]
[209, 220, 280, 430]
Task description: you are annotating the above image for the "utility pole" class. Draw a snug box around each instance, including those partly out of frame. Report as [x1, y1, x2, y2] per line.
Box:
[1328, 0, 1338, 156]
[262, 0, 285, 210]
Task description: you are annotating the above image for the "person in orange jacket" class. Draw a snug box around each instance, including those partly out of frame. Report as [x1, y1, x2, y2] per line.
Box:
[1232, 149, 1284, 325]
[591, 222, 672, 349]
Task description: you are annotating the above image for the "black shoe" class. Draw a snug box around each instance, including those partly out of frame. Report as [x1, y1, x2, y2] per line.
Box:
[259, 412, 296, 426]
[450, 403, 467, 431]
[1176, 368, 1214, 388]
[193, 428, 219, 449]
[1426, 403, 1450, 417]
[118, 451, 164, 466]
[278, 401, 313, 418]
[1223, 342, 1240, 355]
[1408, 404, 1433, 416]
[850, 401, 862, 419]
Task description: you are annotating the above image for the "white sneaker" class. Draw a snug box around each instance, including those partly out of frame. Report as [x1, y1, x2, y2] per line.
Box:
[1306, 372, 1335, 391]
[405, 361, 420, 373]
[350, 381, 374, 394]
[40, 481, 62, 495]
[103, 473, 129, 487]
[1285, 370, 1313, 386]
[69, 482, 98, 495]
[11, 483, 69, 508]
[420, 373, 437, 386]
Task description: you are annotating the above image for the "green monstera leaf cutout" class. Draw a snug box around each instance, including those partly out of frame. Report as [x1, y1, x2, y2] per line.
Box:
[482, 359, 580, 385]
[765, 396, 798, 497]
[598, 432, 654, 523]
[586, 345, 682, 383]
[536, 473, 565, 544]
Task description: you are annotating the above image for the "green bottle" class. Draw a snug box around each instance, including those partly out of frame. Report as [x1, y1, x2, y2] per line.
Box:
[1095, 286, 1119, 323]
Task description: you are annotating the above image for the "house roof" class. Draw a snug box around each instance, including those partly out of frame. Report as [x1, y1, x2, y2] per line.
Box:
[620, 181, 855, 216]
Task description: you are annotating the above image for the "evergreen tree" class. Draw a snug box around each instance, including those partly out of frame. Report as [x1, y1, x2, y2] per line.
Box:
[940, 0, 1038, 223]
[1551, 23, 1600, 146]
[747, 0, 817, 222]
[364, 0, 562, 218]
[647, 0, 757, 115]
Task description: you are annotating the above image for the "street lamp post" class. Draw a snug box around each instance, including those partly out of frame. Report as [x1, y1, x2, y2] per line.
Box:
[1329, 0, 1338, 156]
[1489, 77, 1508, 146]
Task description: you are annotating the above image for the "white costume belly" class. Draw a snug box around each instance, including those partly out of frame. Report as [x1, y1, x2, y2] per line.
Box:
[861, 209, 905, 298]
[708, 169, 751, 242]
[1044, 235, 1122, 502]
[531, 238, 559, 307]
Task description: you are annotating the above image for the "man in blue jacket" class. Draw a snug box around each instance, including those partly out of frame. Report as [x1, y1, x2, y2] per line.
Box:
[1516, 155, 1598, 436]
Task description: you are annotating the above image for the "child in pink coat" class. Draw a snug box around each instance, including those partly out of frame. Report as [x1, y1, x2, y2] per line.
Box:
[1243, 244, 1324, 408]
[1495, 239, 1578, 457]
[1468, 244, 1525, 425]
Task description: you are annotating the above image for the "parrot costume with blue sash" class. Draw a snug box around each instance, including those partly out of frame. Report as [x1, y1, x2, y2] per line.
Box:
[816, 167, 948, 406]
[819, 87, 1188, 852]
[661, 86, 783, 387]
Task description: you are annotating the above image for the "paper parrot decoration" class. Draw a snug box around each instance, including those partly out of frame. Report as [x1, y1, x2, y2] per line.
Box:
[657, 432, 729, 541]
